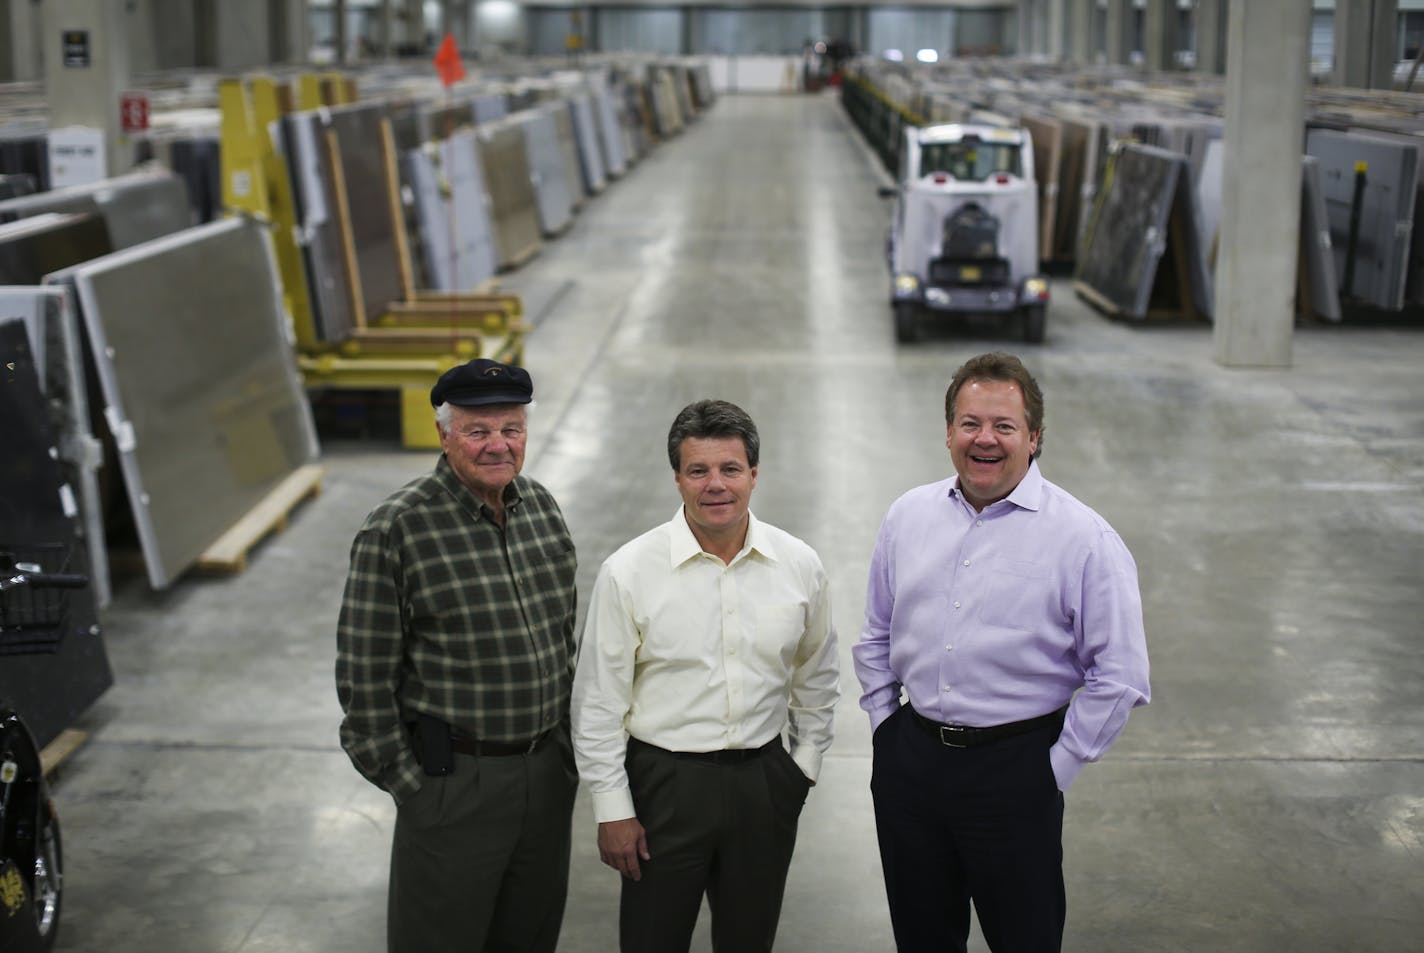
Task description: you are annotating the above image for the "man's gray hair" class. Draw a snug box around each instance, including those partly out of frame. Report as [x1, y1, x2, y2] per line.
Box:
[434, 401, 534, 435]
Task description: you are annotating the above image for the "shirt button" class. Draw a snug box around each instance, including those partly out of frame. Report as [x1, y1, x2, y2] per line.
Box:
[946, 644, 953, 651]
[962, 560, 970, 567]
[953, 601, 961, 609]
[942, 686, 952, 693]
[976, 519, 983, 526]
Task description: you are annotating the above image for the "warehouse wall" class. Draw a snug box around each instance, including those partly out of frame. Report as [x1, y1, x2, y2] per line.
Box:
[4, 1, 1423, 81]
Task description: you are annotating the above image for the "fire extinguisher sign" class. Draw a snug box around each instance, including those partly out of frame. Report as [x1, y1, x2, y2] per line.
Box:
[120, 92, 149, 133]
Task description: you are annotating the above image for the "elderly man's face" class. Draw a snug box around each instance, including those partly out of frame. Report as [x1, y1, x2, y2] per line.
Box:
[440, 404, 528, 505]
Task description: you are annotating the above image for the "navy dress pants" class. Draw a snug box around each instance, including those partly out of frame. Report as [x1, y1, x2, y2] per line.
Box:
[870, 704, 1066, 953]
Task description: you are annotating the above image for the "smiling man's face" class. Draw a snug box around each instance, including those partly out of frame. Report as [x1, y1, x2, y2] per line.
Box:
[674, 435, 757, 550]
[947, 379, 1040, 511]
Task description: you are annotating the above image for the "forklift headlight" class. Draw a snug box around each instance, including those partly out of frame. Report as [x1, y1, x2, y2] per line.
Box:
[1023, 277, 1049, 301]
[894, 274, 921, 296]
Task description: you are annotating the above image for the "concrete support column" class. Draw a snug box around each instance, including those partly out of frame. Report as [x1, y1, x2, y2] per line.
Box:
[1333, 0, 1398, 89]
[1195, 0, 1227, 74]
[1030, 0, 1053, 56]
[1143, 0, 1175, 71]
[454, 0, 472, 48]
[1047, 0, 1067, 59]
[407, 0, 426, 51]
[333, 0, 348, 63]
[684, 9, 700, 57]
[1, 0, 44, 82]
[1105, 0, 1130, 65]
[43, 0, 133, 179]
[378, 0, 395, 58]
[1068, 0, 1094, 63]
[1213, 0, 1309, 368]
[266, 0, 307, 65]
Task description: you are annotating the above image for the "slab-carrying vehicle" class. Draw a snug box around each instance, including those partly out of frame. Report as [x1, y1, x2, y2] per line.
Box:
[881, 123, 1049, 343]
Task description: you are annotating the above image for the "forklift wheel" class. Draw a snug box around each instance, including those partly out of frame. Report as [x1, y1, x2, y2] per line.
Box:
[1021, 304, 1046, 344]
[34, 805, 62, 950]
[894, 302, 921, 343]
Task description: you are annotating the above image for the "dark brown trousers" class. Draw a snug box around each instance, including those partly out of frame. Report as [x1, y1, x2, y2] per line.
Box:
[619, 737, 811, 953]
[387, 726, 577, 953]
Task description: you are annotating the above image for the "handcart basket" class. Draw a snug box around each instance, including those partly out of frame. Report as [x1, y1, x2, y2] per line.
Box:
[0, 543, 87, 656]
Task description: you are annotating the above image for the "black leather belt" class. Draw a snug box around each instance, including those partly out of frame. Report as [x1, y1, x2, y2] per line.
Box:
[909, 706, 1066, 749]
[630, 736, 779, 763]
[450, 730, 551, 757]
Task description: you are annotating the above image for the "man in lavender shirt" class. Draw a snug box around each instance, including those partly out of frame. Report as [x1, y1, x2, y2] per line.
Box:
[853, 352, 1150, 953]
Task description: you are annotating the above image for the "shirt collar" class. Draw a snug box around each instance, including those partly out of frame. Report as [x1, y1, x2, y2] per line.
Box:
[669, 505, 776, 567]
[948, 459, 1044, 513]
[435, 455, 523, 520]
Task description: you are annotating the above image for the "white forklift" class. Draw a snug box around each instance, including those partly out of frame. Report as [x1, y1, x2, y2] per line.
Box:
[880, 122, 1049, 343]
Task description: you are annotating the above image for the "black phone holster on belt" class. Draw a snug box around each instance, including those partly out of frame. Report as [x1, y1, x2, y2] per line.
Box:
[415, 713, 453, 776]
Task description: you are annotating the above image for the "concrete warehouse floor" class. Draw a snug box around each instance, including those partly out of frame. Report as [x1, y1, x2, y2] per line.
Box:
[44, 92, 1424, 952]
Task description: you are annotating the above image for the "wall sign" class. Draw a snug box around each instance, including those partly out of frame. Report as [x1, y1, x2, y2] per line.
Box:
[62, 30, 90, 67]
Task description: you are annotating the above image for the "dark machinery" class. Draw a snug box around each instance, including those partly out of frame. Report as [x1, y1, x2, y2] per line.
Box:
[0, 696, 65, 952]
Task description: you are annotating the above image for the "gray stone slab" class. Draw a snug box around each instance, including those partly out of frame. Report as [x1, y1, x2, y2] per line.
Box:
[1305, 127, 1418, 310]
[0, 167, 190, 249]
[70, 218, 318, 590]
[1301, 155, 1343, 321]
[403, 128, 499, 292]
[568, 91, 608, 193]
[279, 109, 357, 342]
[517, 105, 575, 237]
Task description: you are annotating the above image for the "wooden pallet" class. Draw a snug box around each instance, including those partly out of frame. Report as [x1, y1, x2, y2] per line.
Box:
[194, 464, 326, 574]
[41, 728, 87, 778]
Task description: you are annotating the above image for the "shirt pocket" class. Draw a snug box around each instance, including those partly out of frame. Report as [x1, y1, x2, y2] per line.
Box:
[750, 605, 806, 671]
[406, 579, 464, 629]
[979, 558, 1051, 631]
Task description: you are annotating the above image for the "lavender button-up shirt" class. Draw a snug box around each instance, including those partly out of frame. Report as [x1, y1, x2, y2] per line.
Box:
[853, 460, 1150, 791]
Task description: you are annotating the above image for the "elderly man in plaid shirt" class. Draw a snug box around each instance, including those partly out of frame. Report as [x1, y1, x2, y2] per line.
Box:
[337, 358, 579, 953]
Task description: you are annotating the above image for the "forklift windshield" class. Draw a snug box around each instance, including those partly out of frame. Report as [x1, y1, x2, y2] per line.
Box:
[918, 140, 1022, 182]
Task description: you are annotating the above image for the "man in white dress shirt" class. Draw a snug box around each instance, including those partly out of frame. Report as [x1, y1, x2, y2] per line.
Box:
[572, 398, 840, 953]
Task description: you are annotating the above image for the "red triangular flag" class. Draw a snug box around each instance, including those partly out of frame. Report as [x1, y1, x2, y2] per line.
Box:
[433, 33, 465, 87]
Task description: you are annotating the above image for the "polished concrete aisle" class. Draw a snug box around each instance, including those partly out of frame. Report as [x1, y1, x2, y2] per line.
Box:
[50, 93, 1423, 953]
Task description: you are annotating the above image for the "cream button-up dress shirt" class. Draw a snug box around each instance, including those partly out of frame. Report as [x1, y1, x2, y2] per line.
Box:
[572, 507, 840, 823]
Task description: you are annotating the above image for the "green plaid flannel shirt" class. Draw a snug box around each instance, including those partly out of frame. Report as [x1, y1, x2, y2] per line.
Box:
[336, 458, 577, 802]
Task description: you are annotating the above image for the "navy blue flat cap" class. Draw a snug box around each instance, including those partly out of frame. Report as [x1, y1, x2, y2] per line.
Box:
[430, 359, 533, 407]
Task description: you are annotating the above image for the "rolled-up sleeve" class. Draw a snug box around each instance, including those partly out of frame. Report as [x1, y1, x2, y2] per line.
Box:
[787, 560, 840, 782]
[853, 513, 902, 732]
[1050, 530, 1151, 790]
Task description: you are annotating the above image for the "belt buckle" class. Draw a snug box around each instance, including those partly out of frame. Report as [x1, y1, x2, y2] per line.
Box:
[938, 725, 969, 749]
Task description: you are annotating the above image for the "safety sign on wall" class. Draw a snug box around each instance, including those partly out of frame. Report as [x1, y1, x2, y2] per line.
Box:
[120, 93, 150, 133]
[62, 30, 90, 67]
